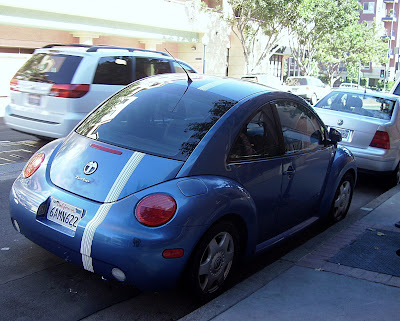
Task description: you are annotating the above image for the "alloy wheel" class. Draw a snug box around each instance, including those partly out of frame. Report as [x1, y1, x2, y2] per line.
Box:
[198, 231, 235, 294]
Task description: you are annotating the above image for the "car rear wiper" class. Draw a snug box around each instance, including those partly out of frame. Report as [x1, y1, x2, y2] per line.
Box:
[28, 76, 54, 84]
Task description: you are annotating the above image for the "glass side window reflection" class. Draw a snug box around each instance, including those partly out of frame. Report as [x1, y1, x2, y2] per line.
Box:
[135, 58, 172, 81]
[275, 101, 325, 154]
[229, 108, 282, 161]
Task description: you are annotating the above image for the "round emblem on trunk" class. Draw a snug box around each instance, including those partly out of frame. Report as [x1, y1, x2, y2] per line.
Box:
[337, 119, 344, 126]
[83, 161, 98, 175]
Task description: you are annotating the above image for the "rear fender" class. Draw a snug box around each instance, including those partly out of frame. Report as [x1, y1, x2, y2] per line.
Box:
[132, 175, 258, 257]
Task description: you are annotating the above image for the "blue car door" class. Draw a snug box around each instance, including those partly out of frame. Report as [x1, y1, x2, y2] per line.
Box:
[273, 99, 334, 235]
[227, 105, 285, 243]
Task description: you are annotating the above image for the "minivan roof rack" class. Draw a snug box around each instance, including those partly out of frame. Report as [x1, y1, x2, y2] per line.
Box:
[42, 44, 92, 49]
[41, 44, 170, 56]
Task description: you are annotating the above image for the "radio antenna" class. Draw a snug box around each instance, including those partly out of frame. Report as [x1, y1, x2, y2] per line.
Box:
[165, 48, 192, 84]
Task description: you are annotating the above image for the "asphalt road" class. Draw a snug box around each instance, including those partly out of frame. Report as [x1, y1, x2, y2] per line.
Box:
[0, 120, 394, 321]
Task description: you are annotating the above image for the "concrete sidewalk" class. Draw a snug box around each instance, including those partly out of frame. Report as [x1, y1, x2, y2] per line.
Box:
[181, 186, 400, 321]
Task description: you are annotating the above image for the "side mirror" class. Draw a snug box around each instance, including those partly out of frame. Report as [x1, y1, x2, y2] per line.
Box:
[329, 128, 342, 143]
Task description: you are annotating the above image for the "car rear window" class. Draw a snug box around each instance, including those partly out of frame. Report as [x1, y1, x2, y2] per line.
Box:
[14, 53, 83, 84]
[315, 91, 396, 120]
[76, 79, 237, 161]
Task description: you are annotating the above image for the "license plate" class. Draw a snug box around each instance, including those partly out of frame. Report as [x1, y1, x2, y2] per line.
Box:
[47, 198, 84, 231]
[332, 127, 352, 142]
[28, 94, 41, 106]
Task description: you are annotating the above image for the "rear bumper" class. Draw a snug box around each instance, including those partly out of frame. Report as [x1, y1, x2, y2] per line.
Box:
[341, 144, 399, 172]
[9, 177, 199, 292]
[4, 103, 85, 138]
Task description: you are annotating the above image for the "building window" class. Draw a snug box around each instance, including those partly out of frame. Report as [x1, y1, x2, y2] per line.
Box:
[362, 62, 371, 70]
[363, 2, 375, 14]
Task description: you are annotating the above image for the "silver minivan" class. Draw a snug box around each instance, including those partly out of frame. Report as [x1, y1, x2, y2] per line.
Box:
[5, 44, 197, 139]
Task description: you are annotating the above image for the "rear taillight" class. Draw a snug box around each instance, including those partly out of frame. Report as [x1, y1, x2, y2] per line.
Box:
[49, 84, 90, 98]
[23, 153, 45, 178]
[10, 78, 18, 91]
[370, 131, 390, 149]
[135, 194, 177, 227]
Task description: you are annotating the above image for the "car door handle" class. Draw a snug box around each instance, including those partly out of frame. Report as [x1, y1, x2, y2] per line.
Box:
[283, 166, 295, 176]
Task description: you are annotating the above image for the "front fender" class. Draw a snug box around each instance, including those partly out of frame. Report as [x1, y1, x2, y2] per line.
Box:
[319, 146, 357, 218]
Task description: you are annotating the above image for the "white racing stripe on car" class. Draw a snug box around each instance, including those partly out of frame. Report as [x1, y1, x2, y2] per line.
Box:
[80, 151, 145, 272]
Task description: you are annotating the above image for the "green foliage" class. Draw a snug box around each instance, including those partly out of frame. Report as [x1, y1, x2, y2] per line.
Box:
[317, 20, 388, 86]
[289, 0, 361, 77]
[224, 0, 301, 73]
[386, 80, 396, 91]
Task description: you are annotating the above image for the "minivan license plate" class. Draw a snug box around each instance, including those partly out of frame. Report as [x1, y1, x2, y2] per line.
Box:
[47, 198, 84, 231]
[28, 94, 41, 106]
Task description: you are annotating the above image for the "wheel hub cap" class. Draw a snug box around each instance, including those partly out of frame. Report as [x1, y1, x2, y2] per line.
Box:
[210, 251, 225, 275]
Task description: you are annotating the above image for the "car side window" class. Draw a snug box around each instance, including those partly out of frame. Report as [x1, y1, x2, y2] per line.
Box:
[229, 107, 282, 161]
[93, 56, 133, 85]
[275, 100, 326, 154]
[135, 58, 172, 80]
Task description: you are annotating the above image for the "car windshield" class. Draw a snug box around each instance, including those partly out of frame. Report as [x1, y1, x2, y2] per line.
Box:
[286, 78, 307, 86]
[14, 53, 83, 84]
[76, 78, 237, 161]
[314, 91, 396, 120]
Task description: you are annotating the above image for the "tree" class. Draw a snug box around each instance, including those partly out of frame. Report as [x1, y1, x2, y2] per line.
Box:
[317, 22, 388, 86]
[289, 0, 361, 76]
[223, 0, 301, 74]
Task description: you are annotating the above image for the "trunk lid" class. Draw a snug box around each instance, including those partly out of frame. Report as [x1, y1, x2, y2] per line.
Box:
[316, 108, 390, 149]
[49, 133, 183, 203]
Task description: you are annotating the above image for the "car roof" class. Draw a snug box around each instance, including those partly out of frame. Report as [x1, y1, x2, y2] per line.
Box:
[34, 44, 173, 59]
[137, 73, 275, 102]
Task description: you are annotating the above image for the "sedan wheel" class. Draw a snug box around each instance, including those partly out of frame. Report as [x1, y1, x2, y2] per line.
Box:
[187, 221, 239, 301]
[329, 173, 354, 223]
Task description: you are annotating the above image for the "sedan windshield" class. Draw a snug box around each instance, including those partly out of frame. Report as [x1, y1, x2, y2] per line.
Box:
[76, 78, 237, 161]
[314, 91, 396, 120]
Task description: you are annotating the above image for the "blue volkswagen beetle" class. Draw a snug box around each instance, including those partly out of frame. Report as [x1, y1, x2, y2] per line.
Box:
[10, 74, 356, 300]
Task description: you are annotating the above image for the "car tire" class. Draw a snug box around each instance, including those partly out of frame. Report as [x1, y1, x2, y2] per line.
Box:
[186, 221, 239, 301]
[328, 173, 354, 223]
[311, 93, 318, 105]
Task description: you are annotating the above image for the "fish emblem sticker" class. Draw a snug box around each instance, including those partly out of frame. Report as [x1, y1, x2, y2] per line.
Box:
[83, 161, 98, 175]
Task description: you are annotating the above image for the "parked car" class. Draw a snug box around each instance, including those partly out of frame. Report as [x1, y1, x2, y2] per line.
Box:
[285, 76, 331, 105]
[314, 88, 400, 185]
[241, 74, 287, 91]
[10, 74, 356, 300]
[5, 44, 197, 139]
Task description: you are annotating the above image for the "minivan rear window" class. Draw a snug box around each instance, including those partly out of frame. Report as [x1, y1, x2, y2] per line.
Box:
[76, 79, 237, 161]
[14, 53, 83, 84]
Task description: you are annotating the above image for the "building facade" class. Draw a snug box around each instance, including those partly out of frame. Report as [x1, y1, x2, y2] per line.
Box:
[359, 0, 400, 86]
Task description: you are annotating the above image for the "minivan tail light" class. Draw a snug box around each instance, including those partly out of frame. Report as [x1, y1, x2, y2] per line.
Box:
[23, 153, 45, 178]
[135, 194, 177, 227]
[10, 78, 19, 91]
[370, 131, 390, 149]
[49, 84, 90, 98]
